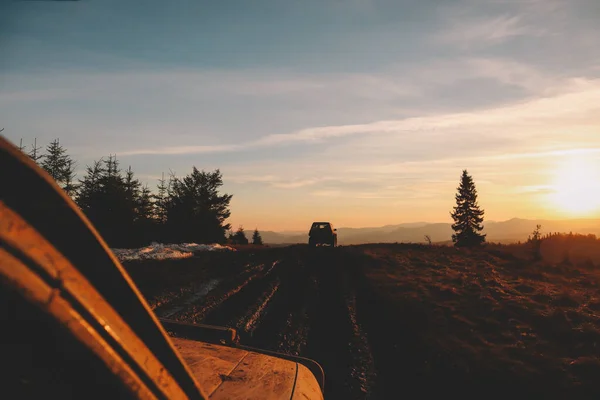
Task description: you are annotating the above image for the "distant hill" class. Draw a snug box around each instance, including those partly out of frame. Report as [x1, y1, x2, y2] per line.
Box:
[260, 219, 600, 245]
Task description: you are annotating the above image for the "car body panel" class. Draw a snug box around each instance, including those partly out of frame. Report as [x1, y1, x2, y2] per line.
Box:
[162, 319, 325, 396]
[172, 337, 301, 399]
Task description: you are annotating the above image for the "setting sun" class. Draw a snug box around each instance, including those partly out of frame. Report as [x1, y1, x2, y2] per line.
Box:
[550, 155, 600, 216]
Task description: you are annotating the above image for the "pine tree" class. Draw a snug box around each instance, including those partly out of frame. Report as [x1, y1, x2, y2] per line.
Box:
[527, 224, 543, 260]
[62, 159, 78, 197]
[252, 229, 263, 245]
[41, 139, 67, 181]
[76, 160, 105, 220]
[232, 226, 249, 245]
[136, 184, 156, 244]
[450, 170, 486, 247]
[154, 172, 169, 224]
[124, 166, 141, 214]
[137, 184, 154, 222]
[40, 139, 78, 196]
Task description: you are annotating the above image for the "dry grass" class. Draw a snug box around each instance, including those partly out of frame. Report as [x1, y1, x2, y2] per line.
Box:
[355, 243, 600, 397]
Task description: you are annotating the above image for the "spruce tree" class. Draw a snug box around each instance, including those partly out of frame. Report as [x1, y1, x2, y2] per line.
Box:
[62, 159, 78, 197]
[233, 226, 249, 245]
[154, 172, 169, 225]
[136, 184, 156, 245]
[252, 229, 263, 245]
[450, 170, 486, 247]
[41, 139, 67, 181]
[137, 184, 154, 223]
[76, 160, 105, 216]
[40, 139, 78, 196]
[124, 166, 141, 215]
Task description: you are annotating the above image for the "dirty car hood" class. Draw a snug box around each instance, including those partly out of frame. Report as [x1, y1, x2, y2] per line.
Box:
[171, 337, 322, 400]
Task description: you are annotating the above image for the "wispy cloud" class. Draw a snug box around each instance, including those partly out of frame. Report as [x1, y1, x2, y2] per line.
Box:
[434, 14, 547, 48]
[255, 78, 600, 146]
[228, 174, 330, 189]
[271, 179, 324, 189]
[120, 144, 240, 156]
[113, 76, 600, 157]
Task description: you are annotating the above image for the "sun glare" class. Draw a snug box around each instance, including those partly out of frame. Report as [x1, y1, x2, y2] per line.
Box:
[550, 156, 600, 216]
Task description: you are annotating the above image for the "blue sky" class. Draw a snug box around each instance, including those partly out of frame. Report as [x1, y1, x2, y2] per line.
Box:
[2, 0, 600, 230]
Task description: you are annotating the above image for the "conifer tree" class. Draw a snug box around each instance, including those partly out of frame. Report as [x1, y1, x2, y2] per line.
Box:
[41, 139, 67, 180]
[76, 160, 105, 217]
[124, 166, 141, 214]
[252, 229, 263, 245]
[40, 139, 78, 196]
[137, 184, 154, 223]
[450, 170, 486, 247]
[527, 224, 543, 260]
[232, 226, 249, 245]
[62, 159, 78, 197]
[154, 172, 169, 224]
[166, 167, 232, 243]
[136, 184, 156, 244]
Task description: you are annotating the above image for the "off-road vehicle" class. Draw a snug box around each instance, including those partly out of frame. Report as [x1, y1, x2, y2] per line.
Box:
[308, 222, 337, 247]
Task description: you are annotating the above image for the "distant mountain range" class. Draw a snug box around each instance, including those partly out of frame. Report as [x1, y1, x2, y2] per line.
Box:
[261, 218, 600, 245]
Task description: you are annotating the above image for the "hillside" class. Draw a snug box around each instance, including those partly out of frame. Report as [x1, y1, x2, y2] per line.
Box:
[261, 218, 600, 245]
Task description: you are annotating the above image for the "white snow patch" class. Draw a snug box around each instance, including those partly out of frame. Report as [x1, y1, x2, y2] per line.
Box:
[111, 242, 235, 261]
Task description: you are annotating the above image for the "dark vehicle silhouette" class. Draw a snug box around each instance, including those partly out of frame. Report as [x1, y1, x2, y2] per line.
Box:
[0, 137, 324, 399]
[308, 222, 337, 247]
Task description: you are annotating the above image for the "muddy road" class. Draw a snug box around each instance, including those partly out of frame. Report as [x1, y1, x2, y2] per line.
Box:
[125, 245, 600, 399]
[127, 246, 382, 399]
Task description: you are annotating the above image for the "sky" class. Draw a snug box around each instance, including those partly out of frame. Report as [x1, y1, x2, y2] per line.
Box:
[2, 0, 600, 231]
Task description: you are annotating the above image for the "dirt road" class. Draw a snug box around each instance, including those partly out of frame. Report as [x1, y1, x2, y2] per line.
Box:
[127, 247, 379, 398]
[125, 245, 600, 399]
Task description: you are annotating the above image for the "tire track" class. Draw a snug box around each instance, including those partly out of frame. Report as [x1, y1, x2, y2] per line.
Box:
[248, 259, 314, 355]
[174, 261, 273, 323]
[155, 279, 221, 319]
[240, 280, 281, 334]
[275, 273, 316, 356]
[198, 260, 283, 328]
[303, 250, 371, 399]
[343, 278, 377, 398]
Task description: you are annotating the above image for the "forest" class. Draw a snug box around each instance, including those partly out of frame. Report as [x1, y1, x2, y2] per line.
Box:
[20, 138, 234, 248]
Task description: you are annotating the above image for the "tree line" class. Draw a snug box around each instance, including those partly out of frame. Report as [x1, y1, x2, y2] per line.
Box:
[18, 138, 489, 249]
[18, 138, 263, 248]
